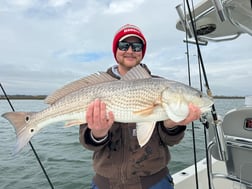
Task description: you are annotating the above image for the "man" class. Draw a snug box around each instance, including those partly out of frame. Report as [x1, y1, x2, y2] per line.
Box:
[79, 24, 201, 189]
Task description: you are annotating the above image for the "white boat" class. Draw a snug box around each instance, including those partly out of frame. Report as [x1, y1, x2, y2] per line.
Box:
[173, 0, 252, 188]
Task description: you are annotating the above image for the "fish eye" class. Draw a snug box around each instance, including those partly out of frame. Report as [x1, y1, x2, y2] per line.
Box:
[30, 128, 34, 133]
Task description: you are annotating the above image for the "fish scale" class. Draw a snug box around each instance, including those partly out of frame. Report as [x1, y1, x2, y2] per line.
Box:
[75, 79, 165, 121]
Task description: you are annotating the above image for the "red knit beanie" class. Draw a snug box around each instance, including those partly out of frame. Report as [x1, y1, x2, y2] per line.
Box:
[112, 24, 147, 61]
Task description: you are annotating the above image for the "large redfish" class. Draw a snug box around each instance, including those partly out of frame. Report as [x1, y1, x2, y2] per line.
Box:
[2, 65, 213, 153]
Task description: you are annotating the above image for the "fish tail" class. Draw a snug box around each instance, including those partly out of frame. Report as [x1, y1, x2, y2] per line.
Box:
[2, 112, 36, 153]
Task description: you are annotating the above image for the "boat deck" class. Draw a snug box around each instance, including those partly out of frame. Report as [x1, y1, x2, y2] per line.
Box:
[173, 158, 240, 189]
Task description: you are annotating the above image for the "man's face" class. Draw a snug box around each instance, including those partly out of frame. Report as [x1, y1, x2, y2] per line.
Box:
[115, 36, 143, 75]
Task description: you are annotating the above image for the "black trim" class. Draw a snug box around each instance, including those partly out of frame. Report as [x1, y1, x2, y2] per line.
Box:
[159, 122, 186, 136]
[85, 128, 110, 146]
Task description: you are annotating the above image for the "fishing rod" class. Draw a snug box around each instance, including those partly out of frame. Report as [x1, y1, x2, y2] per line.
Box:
[184, 0, 218, 121]
[183, 1, 226, 189]
[183, 1, 213, 189]
[182, 1, 199, 189]
[0, 83, 54, 189]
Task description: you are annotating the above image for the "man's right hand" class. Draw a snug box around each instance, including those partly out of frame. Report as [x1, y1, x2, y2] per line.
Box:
[86, 99, 114, 138]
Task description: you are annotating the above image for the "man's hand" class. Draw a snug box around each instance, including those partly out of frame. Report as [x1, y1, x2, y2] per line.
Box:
[86, 99, 114, 138]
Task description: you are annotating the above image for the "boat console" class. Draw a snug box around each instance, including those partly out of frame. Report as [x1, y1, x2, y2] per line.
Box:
[174, 0, 252, 187]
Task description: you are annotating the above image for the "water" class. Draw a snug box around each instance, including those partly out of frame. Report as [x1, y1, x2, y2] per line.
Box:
[0, 98, 245, 189]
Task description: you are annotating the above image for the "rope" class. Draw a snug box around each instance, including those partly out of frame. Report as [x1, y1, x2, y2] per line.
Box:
[0, 83, 54, 189]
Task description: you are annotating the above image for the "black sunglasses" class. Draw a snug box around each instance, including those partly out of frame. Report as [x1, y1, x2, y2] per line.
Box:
[117, 41, 143, 52]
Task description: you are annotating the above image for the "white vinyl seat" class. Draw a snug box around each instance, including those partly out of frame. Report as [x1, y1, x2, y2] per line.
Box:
[208, 107, 252, 189]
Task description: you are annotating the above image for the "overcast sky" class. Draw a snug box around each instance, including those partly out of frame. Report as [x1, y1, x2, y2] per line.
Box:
[0, 0, 251, 97]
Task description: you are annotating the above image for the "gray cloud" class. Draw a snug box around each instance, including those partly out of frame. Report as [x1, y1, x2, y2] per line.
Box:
[0, 0, 251, 96]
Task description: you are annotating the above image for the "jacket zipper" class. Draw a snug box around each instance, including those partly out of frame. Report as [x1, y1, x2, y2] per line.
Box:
[120, 126, 128, 185]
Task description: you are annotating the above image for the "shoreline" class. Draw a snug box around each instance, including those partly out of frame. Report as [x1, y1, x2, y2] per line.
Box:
[0, 95, 245, 100]
[0, 95, 47, 100]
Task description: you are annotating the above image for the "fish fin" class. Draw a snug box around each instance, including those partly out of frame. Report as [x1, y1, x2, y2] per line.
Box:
[121, 64, 152, 81]
[2, 112, 37, 153]
[136, 122, 156, 147]
[133, 106, 155, 116]
[45, 72, 117, 104]
[64, 120, 83, 127]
